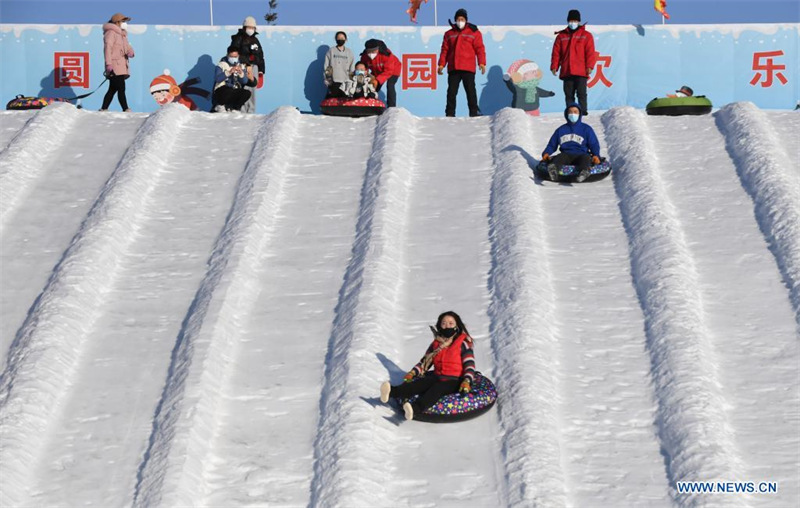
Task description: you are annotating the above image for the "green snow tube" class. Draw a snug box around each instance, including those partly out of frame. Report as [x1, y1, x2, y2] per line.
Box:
[645, 96, 713, 116]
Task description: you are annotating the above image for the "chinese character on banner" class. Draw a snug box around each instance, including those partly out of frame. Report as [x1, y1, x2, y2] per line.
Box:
[54, 52, 90, 88]
[588, 53, 613, 88]
[402, 54, 437, 90]
[750, 50, 788, 87]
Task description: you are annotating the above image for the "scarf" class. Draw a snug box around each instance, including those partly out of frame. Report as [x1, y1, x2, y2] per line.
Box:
[419, 326, 455, 374]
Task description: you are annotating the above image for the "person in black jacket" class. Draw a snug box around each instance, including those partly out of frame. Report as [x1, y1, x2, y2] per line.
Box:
[230, 16, 265, 113]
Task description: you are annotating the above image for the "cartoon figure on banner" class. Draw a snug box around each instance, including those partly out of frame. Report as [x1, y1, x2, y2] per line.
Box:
[503, 60, 555, 116]
[149, 69, 210, 111]
[407, 0, 429, 24]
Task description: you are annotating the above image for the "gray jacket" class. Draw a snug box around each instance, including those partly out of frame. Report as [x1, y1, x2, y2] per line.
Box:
[324, 46, 355, 85]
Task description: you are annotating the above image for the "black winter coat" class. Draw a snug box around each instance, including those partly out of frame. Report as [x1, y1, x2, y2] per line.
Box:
[231, 29, 266, 72]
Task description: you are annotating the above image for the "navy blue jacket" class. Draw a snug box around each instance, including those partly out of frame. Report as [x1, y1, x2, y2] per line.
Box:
[542, 103, 601, 157]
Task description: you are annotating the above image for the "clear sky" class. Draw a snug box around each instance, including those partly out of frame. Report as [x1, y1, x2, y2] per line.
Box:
[0, 0, 798, 27]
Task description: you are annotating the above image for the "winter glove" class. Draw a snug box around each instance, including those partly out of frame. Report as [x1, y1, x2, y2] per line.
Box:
[437, 64, 445, 76]
[459, 379, 471, 396]
[542, 153, 551, 162]
[257, 72, 265, 89]
[403, 371, 416, 383]
[592, 155, 601, 165]
[586, 67, 593, 75]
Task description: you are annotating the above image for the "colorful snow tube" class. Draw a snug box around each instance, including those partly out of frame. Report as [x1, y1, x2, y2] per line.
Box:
[645, 96, 712, 116]
[401, 371, 497, 423]
[535, 157, 612, 183]
[320, 96, 386, 117]
[6, 95, 70, 111]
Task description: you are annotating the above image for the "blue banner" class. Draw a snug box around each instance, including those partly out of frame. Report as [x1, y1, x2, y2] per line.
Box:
[1, 24, 797, 114]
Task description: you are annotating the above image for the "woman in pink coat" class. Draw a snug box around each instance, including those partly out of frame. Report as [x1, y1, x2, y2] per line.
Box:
[101, 13, 135, 111]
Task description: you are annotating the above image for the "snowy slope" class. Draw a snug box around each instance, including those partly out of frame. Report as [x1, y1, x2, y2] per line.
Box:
[0, 103, 798, 508]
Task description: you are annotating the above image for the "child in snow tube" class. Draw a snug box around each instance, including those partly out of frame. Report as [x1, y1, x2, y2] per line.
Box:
[379, 311, 496, 422]
[540, 103, 608, 183]
[321, 62, 386, 117]
[646, 85, 712, 116]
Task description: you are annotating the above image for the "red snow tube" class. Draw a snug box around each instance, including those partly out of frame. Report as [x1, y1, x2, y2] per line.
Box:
[6, 95, 70, 111]
[320, 97, 386, 117]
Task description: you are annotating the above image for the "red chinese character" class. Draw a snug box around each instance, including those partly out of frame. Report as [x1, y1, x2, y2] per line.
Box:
[54, 52, 90, 88]
[750, 50, 788, 87]
[402, 54, 437, 90]
[588, 53, 613, 88]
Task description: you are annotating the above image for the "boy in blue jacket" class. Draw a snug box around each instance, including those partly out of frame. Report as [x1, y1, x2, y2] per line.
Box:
[541, 103, 602, 182]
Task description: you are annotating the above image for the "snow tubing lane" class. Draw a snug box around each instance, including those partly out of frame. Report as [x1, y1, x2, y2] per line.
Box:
[320, 97, 386, 117]
[396, 372, 497, 423]
[6, 95, 70, 110]
[645, 96, 713, 116]
[535, 158, 612, 183]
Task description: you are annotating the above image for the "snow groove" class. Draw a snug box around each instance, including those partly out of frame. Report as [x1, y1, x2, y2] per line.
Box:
[487, 109, 567, 507]
[715, 102, 800, 324]
[602, 107, 745, 507]
[309, 108, 417, 507]
[0, 103, 81, 231]
[0, 104, 191, 507]
[132, 107, 301, 507]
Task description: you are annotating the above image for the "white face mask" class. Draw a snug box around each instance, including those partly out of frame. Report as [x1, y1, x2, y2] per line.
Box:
[456, 20, 466, 29]
[568, 21, 579, 30]
[245, 28, 255, 36]
[120, 22, 128, 30]
[368, 52, 378, 60]
[676, 92, 687, 98]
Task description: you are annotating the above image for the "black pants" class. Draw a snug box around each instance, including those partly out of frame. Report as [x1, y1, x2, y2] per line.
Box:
[326, 82, 346, 98]
[563, 76, 588, 115]
[552, 152, 592, 172]
[446, 70, 480, 117]
[101, 75, 129, 111]
[213, 87, 251, 111]
[376, 75, 398, 107]
[390, 375, 460, 412]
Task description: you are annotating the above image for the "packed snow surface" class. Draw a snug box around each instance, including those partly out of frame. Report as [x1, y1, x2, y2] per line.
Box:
[0, 103, 798, 507]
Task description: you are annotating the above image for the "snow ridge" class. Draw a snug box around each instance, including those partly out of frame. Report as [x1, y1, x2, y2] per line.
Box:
[132, 107, 301, 507]
[487, 109, 567, 507]
[309, 108, 417, 507]
[0, 103, 81, 231]
[602, 107, 745, 507]
[715, 102, 800, 325]
[0, 104, 191, 507]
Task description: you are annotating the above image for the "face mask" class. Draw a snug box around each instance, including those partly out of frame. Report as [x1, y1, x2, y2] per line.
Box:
[120, 22, 128, 30]
[355, 69, 365, 76]
[456, 21, 466, 29]
[676, 92, 687, 98]
[567, 113, 580, 123]
[438, 327, 458, 339]
[336, 39, 346, 47]
[568, 21, 579, 30]
[368, 52, 377, 60]
[245, 28, 255, 36]
[228, 57, 239, 65]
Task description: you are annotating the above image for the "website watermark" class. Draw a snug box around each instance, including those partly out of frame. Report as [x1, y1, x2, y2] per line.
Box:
[676, 481, 778, 495]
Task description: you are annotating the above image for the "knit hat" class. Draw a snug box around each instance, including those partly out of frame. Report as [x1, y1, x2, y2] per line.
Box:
[676, 85, 694, 96]
[455, 8, 468, 20]
[567, 9, 581, 22]
[109, 13, 131, 23]
[149, 70, 181, 96]
[243, 16, 257, 28]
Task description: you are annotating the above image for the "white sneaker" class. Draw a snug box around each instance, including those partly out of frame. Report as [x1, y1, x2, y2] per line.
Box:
[403, 402, 414, 421]
[214, 105, 226, 113]
[379, 381, 391, 403]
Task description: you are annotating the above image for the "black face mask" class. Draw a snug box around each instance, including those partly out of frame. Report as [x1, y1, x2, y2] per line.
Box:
[336, 39, 346, 47]
[438, 327, 458, 338]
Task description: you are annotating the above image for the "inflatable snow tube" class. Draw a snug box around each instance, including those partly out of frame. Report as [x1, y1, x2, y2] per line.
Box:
[645, 96, 712, 116]
[400, 371, 497, 423]
[320, 96, 386, 117]
[6, 95, 70, 111]
[535, 157, 612, 183]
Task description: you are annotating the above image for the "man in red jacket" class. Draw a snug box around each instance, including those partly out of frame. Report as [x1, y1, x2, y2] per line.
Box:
[550, 9, 596, 115]
[437, 8, 486, 117]
[360, 39, 402, 107]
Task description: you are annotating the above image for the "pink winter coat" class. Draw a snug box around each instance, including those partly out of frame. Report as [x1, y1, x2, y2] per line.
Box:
[103, 23, 134, 76]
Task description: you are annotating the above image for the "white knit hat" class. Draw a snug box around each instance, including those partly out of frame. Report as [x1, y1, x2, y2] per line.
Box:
[243, 16, 257, 28]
